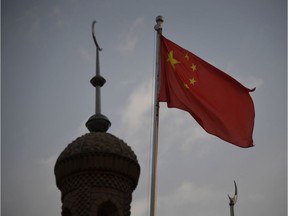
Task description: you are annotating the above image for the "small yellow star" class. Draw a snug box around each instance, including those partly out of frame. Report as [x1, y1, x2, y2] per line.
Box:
[184, 83, 190, 89]
[190, 78, 197, 86]
[191, 63, 197, 72]
[167, 50, 180, 70]
[184, 53, 189, 60]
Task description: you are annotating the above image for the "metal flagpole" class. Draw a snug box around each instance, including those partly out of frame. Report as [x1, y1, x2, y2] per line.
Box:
[149, 15, 164, 216]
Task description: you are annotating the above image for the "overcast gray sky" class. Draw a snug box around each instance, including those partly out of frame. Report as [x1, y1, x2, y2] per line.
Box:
[2, 0, 287, 216]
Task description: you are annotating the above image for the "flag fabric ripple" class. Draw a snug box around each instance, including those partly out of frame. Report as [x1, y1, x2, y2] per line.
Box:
[159, 35, 255, 148]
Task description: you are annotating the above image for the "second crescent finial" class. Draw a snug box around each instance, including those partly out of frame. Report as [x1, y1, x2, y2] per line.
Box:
[228, 180, 238, 206]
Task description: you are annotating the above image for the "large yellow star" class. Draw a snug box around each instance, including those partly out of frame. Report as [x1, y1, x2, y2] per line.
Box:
[167, 50, 180, 70]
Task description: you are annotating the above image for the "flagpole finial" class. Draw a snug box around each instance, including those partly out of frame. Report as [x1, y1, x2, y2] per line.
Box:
[154, 16, 164, 32]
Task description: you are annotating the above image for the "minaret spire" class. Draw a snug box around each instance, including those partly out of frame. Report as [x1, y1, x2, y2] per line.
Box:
[86, 20, 111, 132]
[55, 21, 140, 216]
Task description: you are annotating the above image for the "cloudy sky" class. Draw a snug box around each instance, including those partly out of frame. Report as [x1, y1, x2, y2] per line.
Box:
[2, 0, 287, 216]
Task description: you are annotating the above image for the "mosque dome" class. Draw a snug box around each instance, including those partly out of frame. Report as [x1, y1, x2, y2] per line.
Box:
[54, 132, 140, 191]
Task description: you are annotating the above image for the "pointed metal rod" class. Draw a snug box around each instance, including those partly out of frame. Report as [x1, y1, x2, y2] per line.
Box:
[92, 20, 103, 114]
[228, 181, 238, 216]
[85, 21, 110, 132]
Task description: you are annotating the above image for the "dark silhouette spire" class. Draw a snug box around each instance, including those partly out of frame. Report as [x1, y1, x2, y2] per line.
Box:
[55, 21, 140, 216]
[86, 21, 111, 132]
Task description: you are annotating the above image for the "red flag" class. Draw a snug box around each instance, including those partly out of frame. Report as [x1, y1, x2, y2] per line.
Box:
[159, 35, 255, 148]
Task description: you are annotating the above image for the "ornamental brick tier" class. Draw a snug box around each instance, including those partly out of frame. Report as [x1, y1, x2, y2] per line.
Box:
[54, 132, 140, 216]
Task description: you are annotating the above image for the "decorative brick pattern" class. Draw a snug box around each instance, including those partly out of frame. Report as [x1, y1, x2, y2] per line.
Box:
[55, 132, 140, 216]
[59, 172, 134, 198]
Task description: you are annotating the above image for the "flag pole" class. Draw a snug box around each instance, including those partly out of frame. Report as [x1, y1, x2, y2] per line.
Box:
[150, 15, 164, 216]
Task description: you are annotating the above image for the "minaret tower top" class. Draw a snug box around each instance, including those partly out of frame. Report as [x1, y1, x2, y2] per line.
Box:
[85, 21, 111, 132]
[54, 21, 140, 216]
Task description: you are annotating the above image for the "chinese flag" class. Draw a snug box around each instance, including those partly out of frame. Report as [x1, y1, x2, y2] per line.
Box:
[159, 35, 255, 148]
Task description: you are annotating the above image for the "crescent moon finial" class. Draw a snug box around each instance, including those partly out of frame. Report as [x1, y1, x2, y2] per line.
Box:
[228, 180, 238, 205]
[92, 20, 102, 51]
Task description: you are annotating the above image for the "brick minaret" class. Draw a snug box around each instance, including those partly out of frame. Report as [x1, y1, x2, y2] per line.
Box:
[54, 21, 140, 216]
